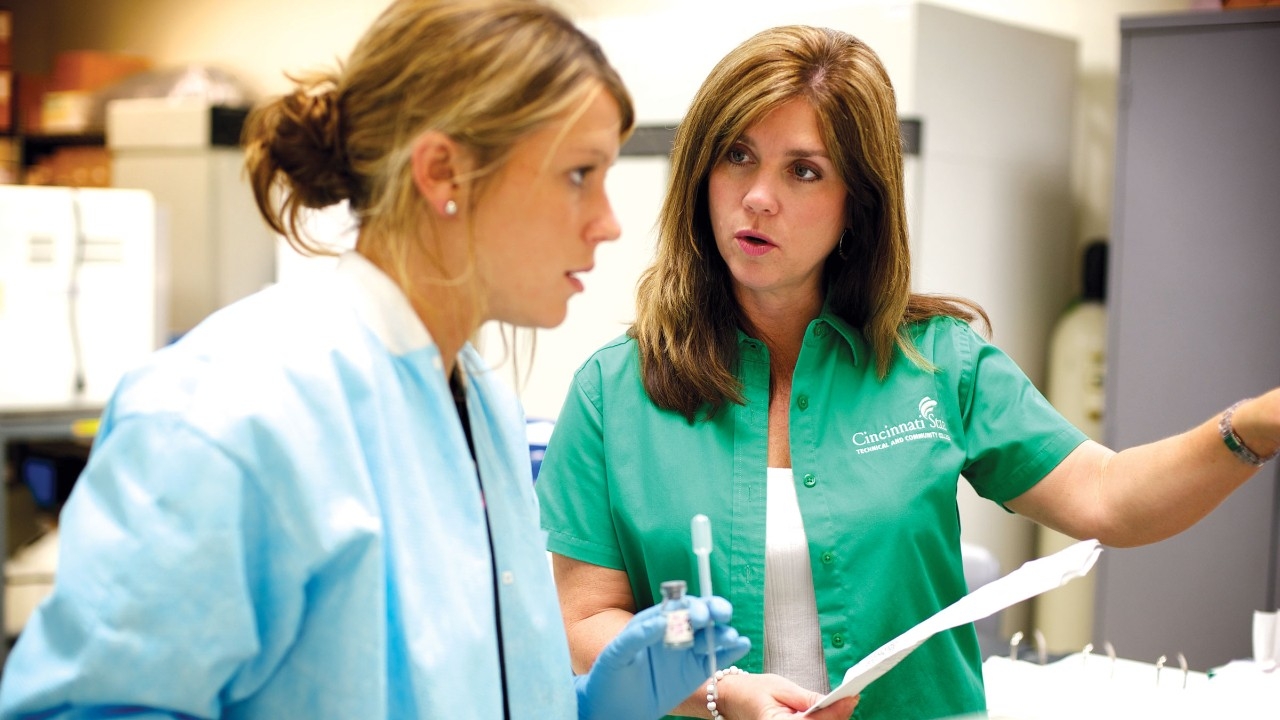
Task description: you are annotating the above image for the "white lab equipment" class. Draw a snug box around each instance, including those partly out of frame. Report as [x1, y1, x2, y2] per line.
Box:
[982, 645, 1280, 719]
[0, 186, 163, 409]
[107, 97, 274, 338]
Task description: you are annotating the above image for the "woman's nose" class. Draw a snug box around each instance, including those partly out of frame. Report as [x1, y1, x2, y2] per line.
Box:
[742, 177, 778, 215]
[589, 194, 622, 244]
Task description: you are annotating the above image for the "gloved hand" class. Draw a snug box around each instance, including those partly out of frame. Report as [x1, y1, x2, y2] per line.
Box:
[575, 595, 751, 720]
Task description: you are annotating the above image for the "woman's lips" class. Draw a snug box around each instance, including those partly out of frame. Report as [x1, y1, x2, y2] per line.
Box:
[566, 264, 593, 293]
[734, 230, 775, 257]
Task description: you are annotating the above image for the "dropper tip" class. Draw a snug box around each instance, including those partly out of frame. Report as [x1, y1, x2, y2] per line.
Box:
[691, 514, 711, 554]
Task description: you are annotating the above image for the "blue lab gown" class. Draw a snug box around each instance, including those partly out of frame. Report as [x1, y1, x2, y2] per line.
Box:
[0, 252, 577, 719]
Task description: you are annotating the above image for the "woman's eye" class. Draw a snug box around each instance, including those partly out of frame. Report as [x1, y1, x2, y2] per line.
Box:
[794, 164, 821, 181]
[569, 168, 587, 186]
[726, 148, 749, 164]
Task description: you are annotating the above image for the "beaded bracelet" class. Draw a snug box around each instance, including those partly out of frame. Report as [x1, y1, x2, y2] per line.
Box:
[1219, 399, 1279, 467]
[706, 665, 747, 719]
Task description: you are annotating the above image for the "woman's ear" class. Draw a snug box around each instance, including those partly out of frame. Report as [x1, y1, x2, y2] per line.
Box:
[410, 130, 466, 218]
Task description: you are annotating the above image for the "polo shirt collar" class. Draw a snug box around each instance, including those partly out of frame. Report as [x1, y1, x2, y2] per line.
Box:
[816, 302, 865, 366]
[732, 298, 865, 366]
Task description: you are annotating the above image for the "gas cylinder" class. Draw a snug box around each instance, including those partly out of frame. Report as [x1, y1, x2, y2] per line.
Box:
[1034, 240, 1107, 654]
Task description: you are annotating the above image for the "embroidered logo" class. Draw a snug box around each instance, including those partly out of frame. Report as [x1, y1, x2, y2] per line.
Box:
[851, 396, 952, 455]
[919, 396, 938, 420]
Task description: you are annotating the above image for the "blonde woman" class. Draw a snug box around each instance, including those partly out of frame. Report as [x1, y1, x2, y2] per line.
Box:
[536, 25, 1280, 719]
[0, 2, 749, 718]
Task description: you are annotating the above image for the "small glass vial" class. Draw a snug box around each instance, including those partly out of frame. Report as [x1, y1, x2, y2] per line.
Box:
[660, 580, 694, 649]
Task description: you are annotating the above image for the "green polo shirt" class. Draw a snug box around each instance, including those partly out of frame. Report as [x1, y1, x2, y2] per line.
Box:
[536, 312, 1086, 720]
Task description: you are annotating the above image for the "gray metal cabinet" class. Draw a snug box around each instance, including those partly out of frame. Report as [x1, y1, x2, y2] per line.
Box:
[1095, 7, 1280, 671]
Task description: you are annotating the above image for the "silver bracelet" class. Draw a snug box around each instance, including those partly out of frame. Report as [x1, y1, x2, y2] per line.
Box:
[1219, 399, 1278, 467]
[706, 665, 747, 719]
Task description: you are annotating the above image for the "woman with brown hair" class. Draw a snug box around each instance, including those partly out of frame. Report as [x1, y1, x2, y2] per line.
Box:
[0, 2, 749, 718]
[536, 24, 1280, 719]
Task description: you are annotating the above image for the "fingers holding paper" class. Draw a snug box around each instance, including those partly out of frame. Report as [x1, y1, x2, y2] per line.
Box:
[714, 672, 858, 720]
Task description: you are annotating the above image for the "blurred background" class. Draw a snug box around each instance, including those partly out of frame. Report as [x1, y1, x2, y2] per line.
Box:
[1, 0, 1277, 693]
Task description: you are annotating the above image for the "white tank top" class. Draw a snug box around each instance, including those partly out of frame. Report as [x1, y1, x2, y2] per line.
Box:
[764, 467, 830, 693]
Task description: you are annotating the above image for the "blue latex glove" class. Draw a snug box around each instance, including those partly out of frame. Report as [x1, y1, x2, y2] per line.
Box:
[575, 595, 751, 720]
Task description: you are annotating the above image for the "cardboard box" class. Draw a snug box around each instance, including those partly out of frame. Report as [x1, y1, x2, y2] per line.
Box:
[0, 137, 17, 185]
[41, 90, 95, 134]
[50, 50, 151, 92]
[0, 11, 12, 68]
[16, 73, 48, 133]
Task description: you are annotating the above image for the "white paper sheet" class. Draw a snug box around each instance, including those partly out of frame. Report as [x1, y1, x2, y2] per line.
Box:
[1253, 610, 1278, 666]
[804, 538, 1103, 714]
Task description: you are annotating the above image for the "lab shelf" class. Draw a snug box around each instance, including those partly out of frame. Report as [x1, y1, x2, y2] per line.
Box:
[0, 405, 101, 667]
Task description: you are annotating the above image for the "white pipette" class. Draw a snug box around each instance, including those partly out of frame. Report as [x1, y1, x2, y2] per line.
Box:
[691, 514, 716, 683]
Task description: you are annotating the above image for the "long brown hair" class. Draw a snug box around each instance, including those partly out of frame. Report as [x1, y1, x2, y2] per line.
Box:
[632, 25, 985, 421]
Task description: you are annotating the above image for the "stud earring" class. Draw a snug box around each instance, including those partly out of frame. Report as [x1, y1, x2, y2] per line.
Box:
[444, 199, 458, 216]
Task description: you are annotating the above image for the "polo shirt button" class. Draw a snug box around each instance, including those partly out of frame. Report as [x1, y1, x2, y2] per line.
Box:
[821, 551, 834, 564]
[796, 394, 809, 411]
[815, 324, 828, 338]
[832, 633, 845, 648]
[803, 473, 817, 488]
